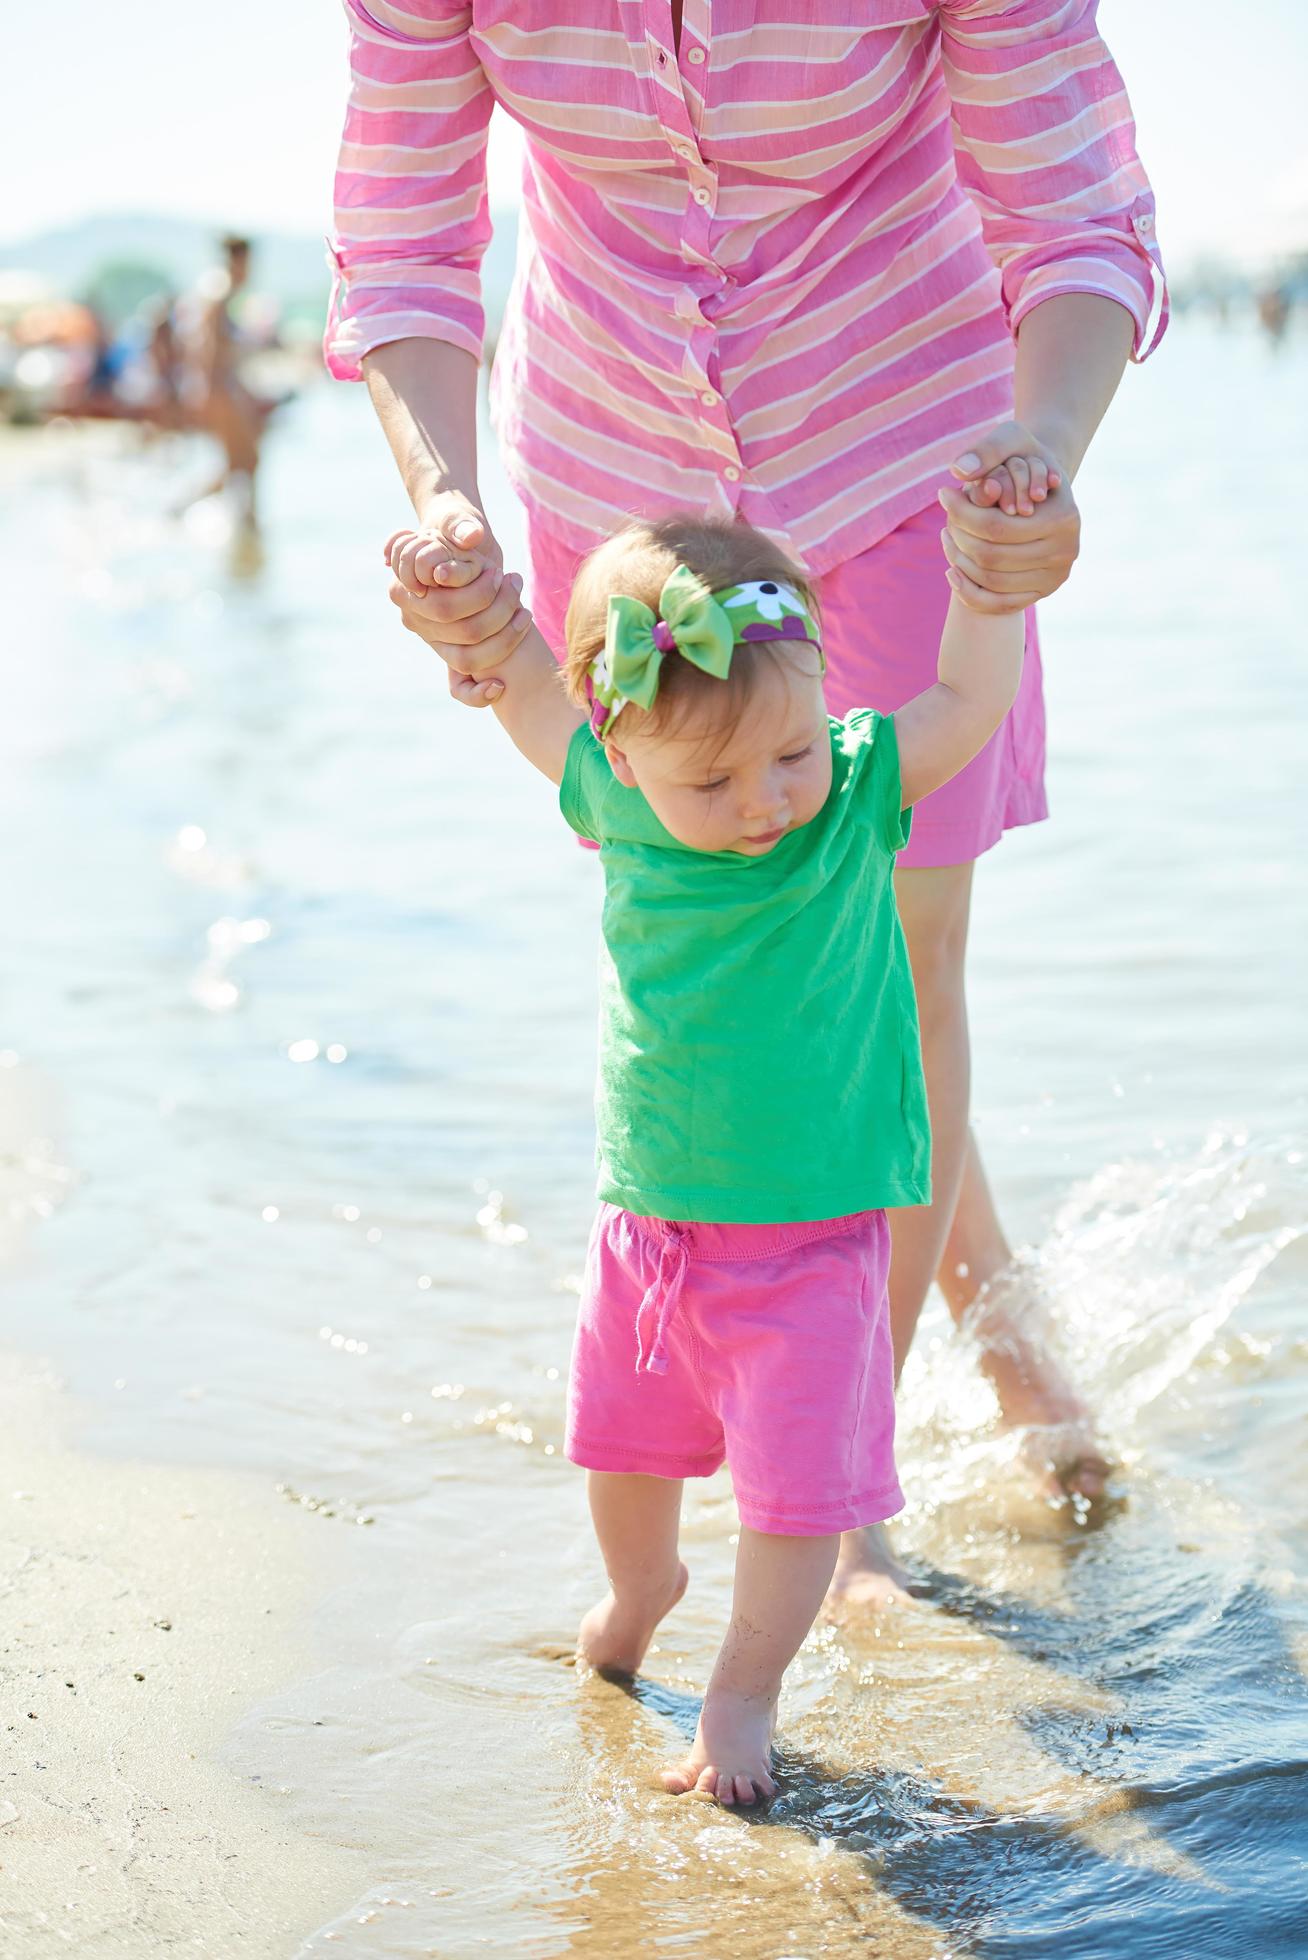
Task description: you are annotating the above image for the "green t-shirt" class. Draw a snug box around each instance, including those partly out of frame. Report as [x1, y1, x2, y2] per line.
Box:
[560, 709, 931, 1223]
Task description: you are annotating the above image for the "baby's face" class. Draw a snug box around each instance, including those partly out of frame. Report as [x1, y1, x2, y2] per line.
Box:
[608, 660, 831, 855]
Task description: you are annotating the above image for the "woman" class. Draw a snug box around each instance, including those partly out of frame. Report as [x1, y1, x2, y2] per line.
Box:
[326, 2, 1165, 1602]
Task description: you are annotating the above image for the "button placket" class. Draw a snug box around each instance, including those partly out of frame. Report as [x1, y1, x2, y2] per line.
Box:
[645, 5, 737, 499]
[679, 0, 711, 78]
[677, 250, 741, 489]
[676, 3, 710, 151]
[643, 8, 711, 191]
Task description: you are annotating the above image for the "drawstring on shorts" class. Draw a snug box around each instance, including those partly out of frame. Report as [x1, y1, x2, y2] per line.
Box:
[633, 1224, 689, 1375]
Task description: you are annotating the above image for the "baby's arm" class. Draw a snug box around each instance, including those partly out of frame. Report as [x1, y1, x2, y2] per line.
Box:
[894, 588, 1024, 809]
[480, 625, 585, 785]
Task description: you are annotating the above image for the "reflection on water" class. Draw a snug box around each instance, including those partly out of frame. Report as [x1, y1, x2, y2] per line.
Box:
[1, 321, 1306, 1957]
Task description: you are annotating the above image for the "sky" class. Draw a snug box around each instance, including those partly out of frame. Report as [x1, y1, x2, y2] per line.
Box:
[3, 2, 1304, 270]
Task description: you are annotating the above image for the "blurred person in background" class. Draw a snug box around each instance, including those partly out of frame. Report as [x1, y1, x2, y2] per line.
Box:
[142, 292, 185, 430]
[326, 3, 1167, 1606]
[183, 234, 279, 530]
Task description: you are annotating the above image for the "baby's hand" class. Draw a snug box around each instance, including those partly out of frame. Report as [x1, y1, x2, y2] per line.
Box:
[384, 525, 485, 600]
[949, 421, 1063, 517]
[383, 526, 529, 694]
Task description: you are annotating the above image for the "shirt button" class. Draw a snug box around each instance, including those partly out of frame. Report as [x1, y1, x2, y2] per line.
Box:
[723, 465, 740, 482]
[692, 187, 711, 206]
[700, 390, 717, 405]
[1134, 211, 1154, 235]
[686, 45, 706, 64]
[675, 142, 695, 160]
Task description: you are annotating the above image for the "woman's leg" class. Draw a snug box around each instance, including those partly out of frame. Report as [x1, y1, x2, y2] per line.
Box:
[886, 869, 1109, 1452]
[830, 867, 1107, 1605]
[938, 1137, 1108, 1498]
[577, 1470, 688, 1676]
[883, 863, 977, 1371]
[662, 1528, 840, 1805]
[816, 506, 1102, 1606]
[829, 864, 975, 1607]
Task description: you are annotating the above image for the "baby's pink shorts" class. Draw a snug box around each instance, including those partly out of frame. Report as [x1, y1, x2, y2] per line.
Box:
[565, 1204, 903, 1537]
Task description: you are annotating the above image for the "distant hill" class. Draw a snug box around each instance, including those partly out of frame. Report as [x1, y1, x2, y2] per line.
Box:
[0, 208, 522, 331]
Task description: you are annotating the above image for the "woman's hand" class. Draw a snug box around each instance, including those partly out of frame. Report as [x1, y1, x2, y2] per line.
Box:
[939, 421, 1080, 615]
[384, 496, 533, 703]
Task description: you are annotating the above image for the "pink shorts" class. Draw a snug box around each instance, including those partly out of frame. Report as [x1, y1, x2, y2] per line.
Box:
[565, 1204, 903, 1537]
[527, 501, 1047, 868]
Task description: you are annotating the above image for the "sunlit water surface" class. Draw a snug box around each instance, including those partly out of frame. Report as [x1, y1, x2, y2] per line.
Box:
[1, 317, 1306, 1957]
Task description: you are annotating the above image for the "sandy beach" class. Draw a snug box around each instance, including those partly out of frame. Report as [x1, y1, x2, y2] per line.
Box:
[0, 1349, 366, 1955]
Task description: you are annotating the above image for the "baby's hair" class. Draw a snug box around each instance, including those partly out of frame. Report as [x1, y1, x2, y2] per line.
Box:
[562, 515, 820, 745]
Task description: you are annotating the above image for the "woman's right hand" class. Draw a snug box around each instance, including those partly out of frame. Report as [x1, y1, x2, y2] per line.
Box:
[384, 497, 532, 706]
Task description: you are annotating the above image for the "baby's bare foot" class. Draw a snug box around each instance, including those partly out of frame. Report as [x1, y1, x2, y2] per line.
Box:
[577, 1561, 688, 1678]
[825, 1520, 918, 1613]
[661, 1686, 778, 1805]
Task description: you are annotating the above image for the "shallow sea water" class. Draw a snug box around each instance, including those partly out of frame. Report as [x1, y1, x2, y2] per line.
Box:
[1, 315, 1306, 1957]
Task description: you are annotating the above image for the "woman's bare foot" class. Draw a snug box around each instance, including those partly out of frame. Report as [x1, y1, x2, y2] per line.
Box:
[660, 1685, 778, 1804]
[826, 1520, 919, 1611]
[972, 1302, 1111, 1501]
[576, 1560, 688, 1678]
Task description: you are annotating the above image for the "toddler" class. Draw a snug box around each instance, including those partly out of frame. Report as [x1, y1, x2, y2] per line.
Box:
[386, 511, 1023, 1805]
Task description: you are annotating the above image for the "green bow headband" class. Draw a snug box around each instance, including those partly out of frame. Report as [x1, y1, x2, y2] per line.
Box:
[588, 567, 823, 739]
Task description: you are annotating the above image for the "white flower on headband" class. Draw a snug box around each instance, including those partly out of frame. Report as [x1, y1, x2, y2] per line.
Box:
[722, 580, 797, 623]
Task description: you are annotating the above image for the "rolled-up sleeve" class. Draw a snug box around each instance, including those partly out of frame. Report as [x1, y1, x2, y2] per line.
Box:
[325, 0, 494, 381]
[938, 0, 1167, 360]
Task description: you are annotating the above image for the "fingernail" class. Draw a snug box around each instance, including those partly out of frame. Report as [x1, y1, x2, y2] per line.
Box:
[954, 452, 981, 474]
[452, 520, 478, 544]
[487, 679, 504, 697]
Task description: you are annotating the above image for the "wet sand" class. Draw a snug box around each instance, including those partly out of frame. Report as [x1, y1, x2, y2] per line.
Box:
[0, 1350, 367, 1954]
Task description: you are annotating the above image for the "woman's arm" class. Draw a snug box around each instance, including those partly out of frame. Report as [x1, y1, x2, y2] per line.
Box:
[1012, 293, 1137, 482]
[366, 338, 530, 672]
[936, 292, 1135, 613]
[330, 1, 523, 665]
[364, 336, 483, 532]
[329, 1, 494, 383]
[935, 0, 1166, 609]
[895, 595, 1024, 809]
[938, 0, 1165, 367]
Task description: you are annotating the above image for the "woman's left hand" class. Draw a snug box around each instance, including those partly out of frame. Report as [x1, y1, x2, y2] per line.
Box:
[939, 421, 1080, 615]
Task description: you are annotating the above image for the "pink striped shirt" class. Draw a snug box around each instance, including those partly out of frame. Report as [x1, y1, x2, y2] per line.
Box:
[327, 1, 1166, 573]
